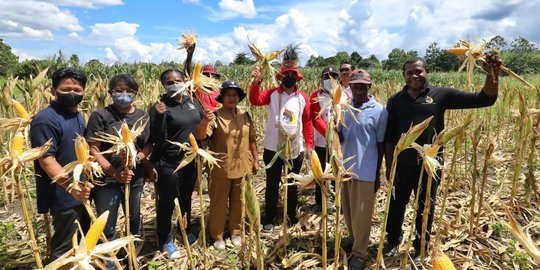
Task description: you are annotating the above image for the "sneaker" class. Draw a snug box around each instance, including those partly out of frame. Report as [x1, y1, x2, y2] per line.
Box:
[162, 241, 181, 260]
[340, 236, 353, 254]
[382, 242, 399, 257]
[231, 235, 242, 247]
[348, 255, 366, 270]
[262, 224, 274, 233]
[213, 239, 226, 250]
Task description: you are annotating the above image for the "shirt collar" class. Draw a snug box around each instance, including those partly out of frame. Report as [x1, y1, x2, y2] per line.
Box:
[50, 101, 78, 115]
[401, 82, 431, 93]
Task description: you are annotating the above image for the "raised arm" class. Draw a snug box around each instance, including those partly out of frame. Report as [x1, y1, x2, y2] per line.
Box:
[310, 90, 327, 136]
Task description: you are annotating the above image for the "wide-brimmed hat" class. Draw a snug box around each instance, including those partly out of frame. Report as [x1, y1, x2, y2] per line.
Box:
[216, 81, 246, 103]
[349, 69, 372, 84]
[202, 64, 221, 79]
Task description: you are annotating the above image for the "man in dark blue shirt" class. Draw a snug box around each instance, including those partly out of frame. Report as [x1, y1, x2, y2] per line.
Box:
[30, 68, 92, 262]
[382, 56, 502, 262]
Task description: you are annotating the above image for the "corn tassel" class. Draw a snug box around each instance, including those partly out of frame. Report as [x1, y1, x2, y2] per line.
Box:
[12, 99, 29, 119]
[85, 211, 109, 253]
[11, 132, 25, 158]
[310, 149, 324, 179]
[120, 123, 131, 144]
[189, 133, 199, 152]
[75, 135, 90, 164]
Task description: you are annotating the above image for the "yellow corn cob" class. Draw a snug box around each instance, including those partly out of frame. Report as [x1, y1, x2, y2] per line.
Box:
[333, 86, 342, 105]
[426, 145, 441, 157]
[85, 210, 109, 253]
[10, 132, 25, 158]
[121, 123, 131, 144]
[310, 149, 323, 179]
[189, 133, 199, 152]
[75, 135, 89, 164]
[12, 99, 29, 119]
[447, 47, 468, 56]
[193, 62, 202, 85]
[182, 33, 196, 45]
[431, 252, 456, 270]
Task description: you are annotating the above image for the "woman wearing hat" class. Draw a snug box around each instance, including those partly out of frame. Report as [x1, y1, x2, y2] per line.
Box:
[195, 80, 259, 250]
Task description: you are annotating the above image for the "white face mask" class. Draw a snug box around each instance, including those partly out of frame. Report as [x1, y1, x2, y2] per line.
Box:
[323, 79, 333, 91]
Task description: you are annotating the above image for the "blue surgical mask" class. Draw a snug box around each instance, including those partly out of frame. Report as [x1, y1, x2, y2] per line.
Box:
[166, 82, 186, 97]
[112, 93, 134, 108]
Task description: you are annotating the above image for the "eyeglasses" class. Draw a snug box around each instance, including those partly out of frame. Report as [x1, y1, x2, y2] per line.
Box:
[111, 88, 137, 95]
[339, 68, 351, 72]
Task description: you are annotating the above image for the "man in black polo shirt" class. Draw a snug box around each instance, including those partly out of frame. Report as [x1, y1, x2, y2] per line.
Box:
[382, 56, 501, 261]
[30, 68, 92, 262]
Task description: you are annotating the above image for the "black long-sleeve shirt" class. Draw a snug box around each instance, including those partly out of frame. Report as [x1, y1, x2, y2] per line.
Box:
[385, 83, 497, 167]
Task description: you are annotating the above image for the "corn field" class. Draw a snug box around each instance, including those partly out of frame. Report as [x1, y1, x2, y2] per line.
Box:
[0, 65, 539, 270]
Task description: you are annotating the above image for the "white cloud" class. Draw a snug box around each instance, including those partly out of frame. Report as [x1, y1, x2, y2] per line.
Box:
[42, 0, 123, 8]
[0, 0, 83, 40]
[68, 32, 82, 41]
[218, 0, 257, 19]
[89, 22, 139, 42]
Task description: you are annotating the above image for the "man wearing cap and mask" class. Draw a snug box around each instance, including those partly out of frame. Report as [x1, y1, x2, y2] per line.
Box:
[309, 66, 350, 213]
[339, 69, 388, 270]
[250, 44, 315, 232]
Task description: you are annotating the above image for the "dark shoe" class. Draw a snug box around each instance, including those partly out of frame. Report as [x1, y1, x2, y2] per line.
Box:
[340, 237, 353, 254]
[383, 242, 400, 257]
[310, 204, 322, 213]
[412, 248, 429, 265]
[348, 255, 366, 270]
[186, 232, 197, 245]
[288, 215, 298, 226]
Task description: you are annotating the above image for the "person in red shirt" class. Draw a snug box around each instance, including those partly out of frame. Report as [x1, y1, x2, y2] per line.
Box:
[250, 44, 314, 232]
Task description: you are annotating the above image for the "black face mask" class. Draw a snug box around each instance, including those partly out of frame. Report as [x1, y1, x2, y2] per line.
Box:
[56, 92, 83, 107]
[282, 76, 297, 88]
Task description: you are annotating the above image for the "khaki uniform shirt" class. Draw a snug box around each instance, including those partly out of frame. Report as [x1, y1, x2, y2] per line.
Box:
[207, 107, 257, 179]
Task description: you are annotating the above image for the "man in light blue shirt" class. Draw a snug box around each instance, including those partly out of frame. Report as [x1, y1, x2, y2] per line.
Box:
[339, 69, 388, 270]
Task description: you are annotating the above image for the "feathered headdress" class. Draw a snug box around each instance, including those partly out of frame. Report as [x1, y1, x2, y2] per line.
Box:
[276, 43, 303, 81]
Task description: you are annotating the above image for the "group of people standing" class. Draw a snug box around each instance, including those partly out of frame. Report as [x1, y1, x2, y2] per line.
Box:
[29, 42, 502, 269]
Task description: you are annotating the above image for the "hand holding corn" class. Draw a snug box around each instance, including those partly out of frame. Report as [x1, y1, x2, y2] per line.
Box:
[482, 54, 503, 78]
[70, 181, 94, 202]
[202, 108, 215, 123]
[114, 169, 134, 184]
[156, 100, 167, 114]
[251, 65, 263, 85]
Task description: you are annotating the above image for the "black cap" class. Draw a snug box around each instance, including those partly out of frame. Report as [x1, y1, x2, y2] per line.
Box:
[321, 67, 339, 77]
[216, 81, 246, 103]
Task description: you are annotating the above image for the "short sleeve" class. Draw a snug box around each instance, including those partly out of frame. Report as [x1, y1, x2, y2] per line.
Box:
[376, 107, 389, 143]
[84, 111, 105, 143]
[30, 122, 59, 157]
[206, 118, 216, 138]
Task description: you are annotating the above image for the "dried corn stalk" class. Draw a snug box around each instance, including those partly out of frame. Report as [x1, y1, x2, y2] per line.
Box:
[248, 39, 282, 85]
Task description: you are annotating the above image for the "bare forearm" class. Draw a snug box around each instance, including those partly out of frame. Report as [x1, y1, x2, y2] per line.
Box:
[384, 142, 395, 169]
[250, 141, 258, 161]
[89, 144, 115, 176]
[38, 156, 69, 189]
[481, 73, 499, 97]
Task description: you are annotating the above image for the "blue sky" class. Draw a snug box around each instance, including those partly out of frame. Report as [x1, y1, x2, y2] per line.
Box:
[2, 0, 539, 65]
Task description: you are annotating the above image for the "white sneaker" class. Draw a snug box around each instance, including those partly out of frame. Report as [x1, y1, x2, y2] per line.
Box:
[213, 239, 226, 250]
[162, 241, 181, 260]
[231, 235, 242, 247]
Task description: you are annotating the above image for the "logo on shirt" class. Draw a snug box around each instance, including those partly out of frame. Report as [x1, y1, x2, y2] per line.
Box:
[188, 103, 196, 110]
[424, 96, 434, 104]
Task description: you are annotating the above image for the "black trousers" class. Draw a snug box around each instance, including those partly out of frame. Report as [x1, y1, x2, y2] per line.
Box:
[49, 204, 90, 263]
[385, 163, 440, 250]
[155, 160, 197, 246]
[263, 149, 304, 225]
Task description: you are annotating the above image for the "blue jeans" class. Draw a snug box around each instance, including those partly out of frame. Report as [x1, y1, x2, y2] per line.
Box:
[93, 181, 144, 241]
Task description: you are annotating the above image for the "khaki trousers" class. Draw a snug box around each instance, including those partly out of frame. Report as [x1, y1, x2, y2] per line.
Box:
[208, 176, 243, 240]
[341, 179, 375, 259]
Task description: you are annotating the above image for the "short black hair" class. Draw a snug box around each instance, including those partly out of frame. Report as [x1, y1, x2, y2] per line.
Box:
[160, 69, 183, 86]
[340, 61, 355, 71]
[51, 68, 87, 89]
[402, 57, 428, 72]
[109, 74, 139, 92]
